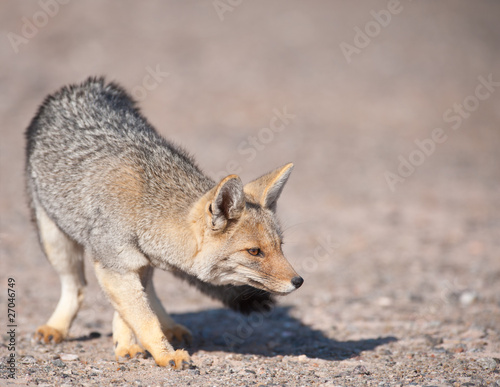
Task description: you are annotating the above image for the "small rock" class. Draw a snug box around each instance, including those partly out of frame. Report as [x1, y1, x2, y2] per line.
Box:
[225, 354, 242, 361]
[424, 334, 443, 347]
[377, 297, 393, 307]
[460, 291, 478, 306]
[427, 320, 442, 328]
[52, 359, 66, 368]
[297, 354, 308, 362]
[353, 365, 370, 375]
[21, 356, 36, 364]
[60, 354, 79, 361]
[477, 357, 498, 371]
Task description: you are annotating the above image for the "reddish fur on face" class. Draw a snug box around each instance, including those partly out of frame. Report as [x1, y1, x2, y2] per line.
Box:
[221, 204, 298, 293]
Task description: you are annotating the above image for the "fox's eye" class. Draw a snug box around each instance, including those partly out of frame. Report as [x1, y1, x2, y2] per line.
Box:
[247, 248, 262, 257]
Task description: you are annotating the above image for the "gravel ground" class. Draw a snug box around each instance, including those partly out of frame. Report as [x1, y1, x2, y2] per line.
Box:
[1, 1, 500, 386]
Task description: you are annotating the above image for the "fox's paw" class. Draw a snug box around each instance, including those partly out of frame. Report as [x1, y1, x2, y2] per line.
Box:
[115, 343, 146, 361]
[155, 349, 192, 370]
[163, 324, 192, 345]
[34, 325, 64, 344]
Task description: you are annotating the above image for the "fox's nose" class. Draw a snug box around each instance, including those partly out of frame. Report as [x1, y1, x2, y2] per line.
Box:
[291, 276, 304, 289]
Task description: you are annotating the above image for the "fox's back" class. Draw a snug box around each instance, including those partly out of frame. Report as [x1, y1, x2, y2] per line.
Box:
[26, 77, 214, 248]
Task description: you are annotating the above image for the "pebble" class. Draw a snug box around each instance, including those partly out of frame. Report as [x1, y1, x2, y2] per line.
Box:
[377, 297, 393, 307]
[477, 357, 498, 371]
[353, 365, 371, 375]
[21, 355, 37, 364]
[459, 291, 478, 306]
[297, 354, 308, 362]
[424, 335, 443, 347]
[52, 359, 66, 368]
[60, 354, 79, 361]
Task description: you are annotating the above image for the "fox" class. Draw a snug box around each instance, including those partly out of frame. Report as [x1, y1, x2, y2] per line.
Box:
[25, 77, 303, 369]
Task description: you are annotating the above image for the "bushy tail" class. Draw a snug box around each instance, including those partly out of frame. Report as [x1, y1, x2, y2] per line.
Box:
[169, 269, 275, 315]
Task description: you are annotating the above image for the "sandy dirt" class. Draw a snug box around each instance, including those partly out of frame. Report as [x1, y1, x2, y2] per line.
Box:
[1, 1, 500, 386]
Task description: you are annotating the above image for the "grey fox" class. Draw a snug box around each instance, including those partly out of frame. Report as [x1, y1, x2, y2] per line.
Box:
[25, 77, 303, 369]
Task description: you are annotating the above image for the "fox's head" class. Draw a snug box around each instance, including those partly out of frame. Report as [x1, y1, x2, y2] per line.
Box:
[190, 163, 303, 295]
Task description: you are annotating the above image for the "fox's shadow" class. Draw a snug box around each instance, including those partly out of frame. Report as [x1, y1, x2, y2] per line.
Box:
[172, 306, 397, 361]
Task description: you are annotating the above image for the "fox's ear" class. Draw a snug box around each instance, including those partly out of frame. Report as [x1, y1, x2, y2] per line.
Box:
[207, 175, 245, 231]
[244, 163, 294, 211]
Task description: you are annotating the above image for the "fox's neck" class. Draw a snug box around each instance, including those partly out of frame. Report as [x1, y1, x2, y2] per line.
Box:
[136, 179, 214, 275]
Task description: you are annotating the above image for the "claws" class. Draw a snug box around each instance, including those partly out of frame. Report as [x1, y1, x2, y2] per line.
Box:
[163, 324, 192, 346]
[34, 325, 64, 344]
[156, 349, 191, 369]
[115, 344, 146, 361]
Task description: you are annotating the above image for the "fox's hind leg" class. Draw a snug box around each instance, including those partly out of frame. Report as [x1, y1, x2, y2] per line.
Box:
[143, 267, 192, 345]
[33, 204, 86, 343]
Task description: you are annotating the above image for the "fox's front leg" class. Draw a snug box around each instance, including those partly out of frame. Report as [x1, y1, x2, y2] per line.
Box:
[112, 312, 145, 360]
[143, 267, 192, 345]
[93, 262, 191, 369]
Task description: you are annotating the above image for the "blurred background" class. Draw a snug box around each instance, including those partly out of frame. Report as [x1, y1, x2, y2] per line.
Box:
[1, 0, 499, 379]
